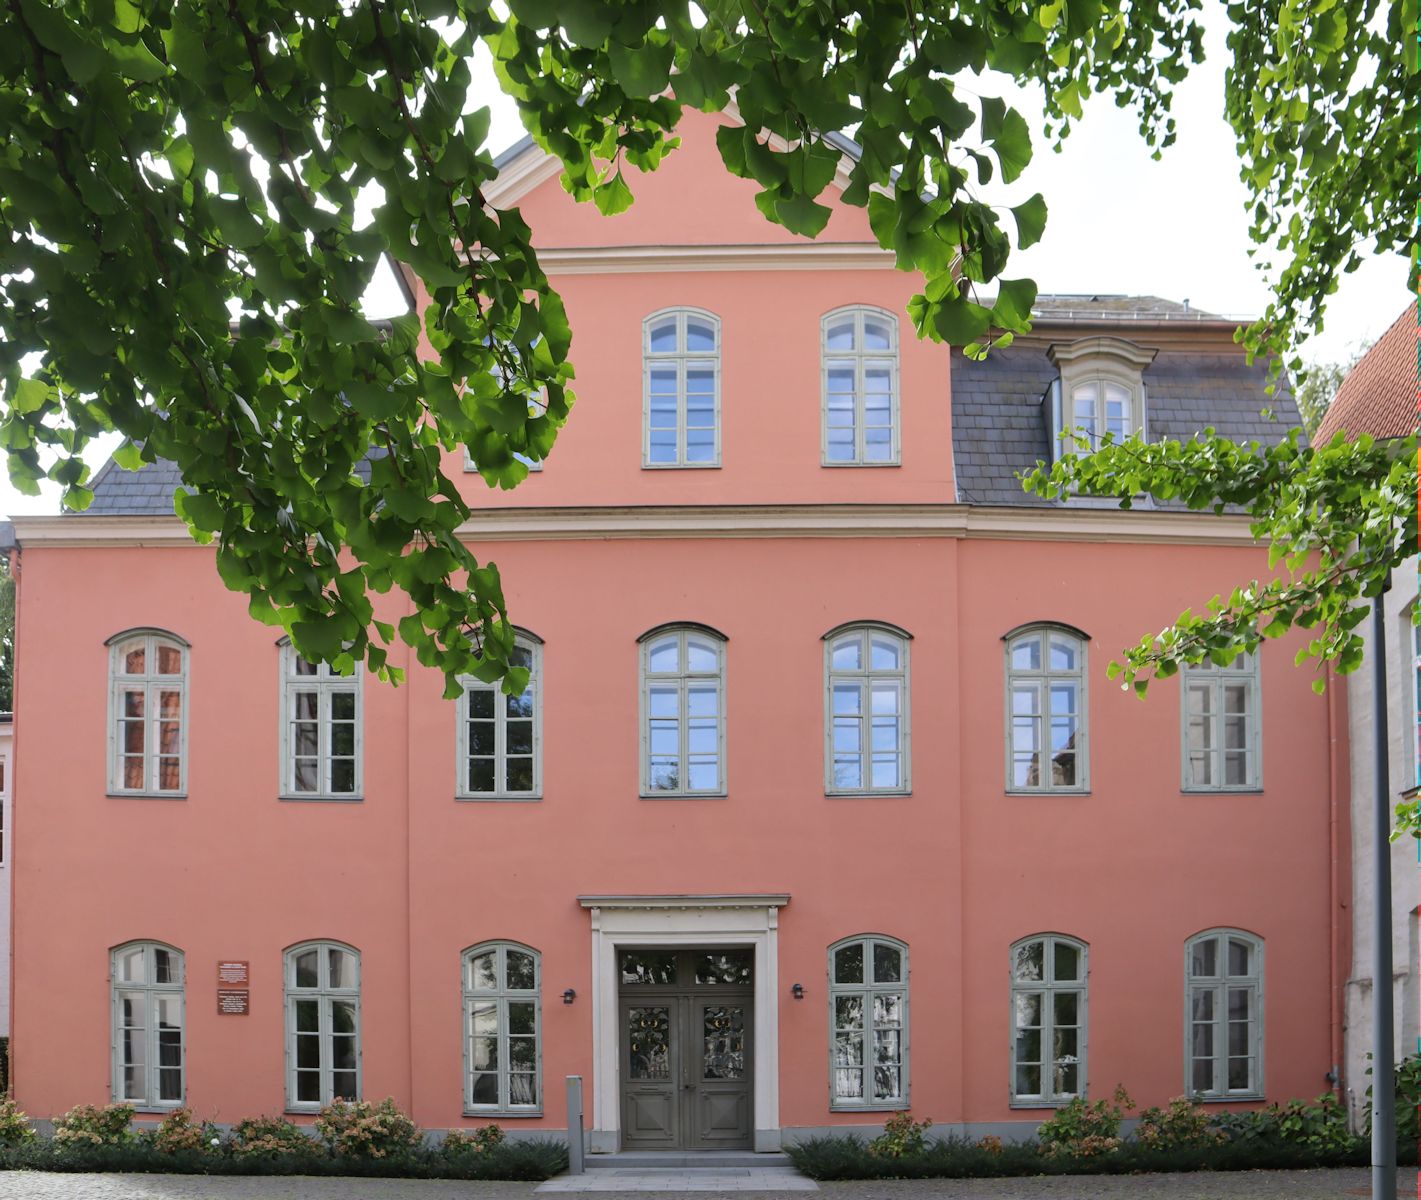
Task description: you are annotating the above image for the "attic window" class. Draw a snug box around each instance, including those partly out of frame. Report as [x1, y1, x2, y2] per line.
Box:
[1046, 337, 1157, 460]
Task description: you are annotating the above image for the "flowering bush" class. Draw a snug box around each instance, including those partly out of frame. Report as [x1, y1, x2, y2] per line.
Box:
[52, 1103, 135, 1148]
[975, 1134, 1004, 1155]
[314, 1097, 422, 1159]
[1036, 1086, 1132, 1158]
[0, 1096, 36, 1148]
[227, 1115, 319, 1159]
[144, 1108, 221, 1154]
[868, 1111, 933, 1157]
[1136, 1097, 1226, 1150]
[443, 1125, 506, 1155]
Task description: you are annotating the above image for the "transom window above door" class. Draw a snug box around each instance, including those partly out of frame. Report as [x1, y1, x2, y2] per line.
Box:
[644, 308, 720, 468]
[822, 306, 900, 465]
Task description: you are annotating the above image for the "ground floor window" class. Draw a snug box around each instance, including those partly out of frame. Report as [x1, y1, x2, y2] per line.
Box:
[1186, 929, 1263, 1098]
[828, 934, 908, 1109]
[285, 941, 360, 1109]
[1010, 934, 1087, 1105]
[111, 941, 184, 1109]
[464, 941, 541, 1114]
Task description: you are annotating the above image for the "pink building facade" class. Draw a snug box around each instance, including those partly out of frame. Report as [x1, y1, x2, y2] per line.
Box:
[8, 112, 1347, 1150]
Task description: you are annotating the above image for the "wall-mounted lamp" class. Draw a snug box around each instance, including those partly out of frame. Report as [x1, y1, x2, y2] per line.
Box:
[562, 988, 577, 1006]
[791, 983, 805, 1000]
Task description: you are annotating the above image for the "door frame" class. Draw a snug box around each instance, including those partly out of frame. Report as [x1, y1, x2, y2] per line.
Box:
[580, 894, 788, 1153]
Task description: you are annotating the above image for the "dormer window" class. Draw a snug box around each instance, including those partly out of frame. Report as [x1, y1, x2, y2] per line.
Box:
[1046, 337, 1157, 459]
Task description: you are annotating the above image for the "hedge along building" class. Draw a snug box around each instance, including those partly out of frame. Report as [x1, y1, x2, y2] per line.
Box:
[8, 109, 1345, 1150]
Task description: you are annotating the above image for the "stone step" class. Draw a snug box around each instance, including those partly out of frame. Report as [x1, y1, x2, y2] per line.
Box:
[585, 1151, 792, 1169]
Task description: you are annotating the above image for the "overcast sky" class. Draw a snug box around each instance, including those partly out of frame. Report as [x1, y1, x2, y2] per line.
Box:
[3, 4, 1408, 518]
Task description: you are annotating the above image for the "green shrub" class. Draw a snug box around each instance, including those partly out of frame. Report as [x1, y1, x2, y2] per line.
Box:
[52, 1103, 135, 1148]
[313, 1097, 422, 1159]
[0, 1096, 36, 1148]
[1363, 1052, 1420, 1160]
[868, 1111, 932, 1157]
[1035, 1086, 1132, 1158]
[143, 1108, 220, 1155]
[227, 1115, 319, 1159]
[442, 1124, 506, 1155]
[1136, 1096, 1225, 1150]
[1217, 1092, 1356, 1155]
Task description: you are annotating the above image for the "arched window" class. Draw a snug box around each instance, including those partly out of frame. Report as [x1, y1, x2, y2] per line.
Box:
[828, 934, 908, 1109]
[1010, 934, 1087, 1105]
[463, 941, 542, 1114]
[1182, 651, 1261, 791]
[1047, 336, 1156, 457]
[822, 306, 899, 465]
[1185, 928, 1263, 1099]
[1004, 624, 1088, 792]
[824, 622, 911, 794]
[107, 629, 188, 796]
[639, 624, 727, 796]
[279, 640, 362, 799]
[644, 308, 720, 467]
[284, 941, 361, 1109]
[457, 630, 543, 800]
[111, 941, 184, 1108]
[1411, 613, 1420, 784]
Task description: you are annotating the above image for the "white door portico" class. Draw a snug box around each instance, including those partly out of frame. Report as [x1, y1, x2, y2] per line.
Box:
[578, 894, 789, 1153]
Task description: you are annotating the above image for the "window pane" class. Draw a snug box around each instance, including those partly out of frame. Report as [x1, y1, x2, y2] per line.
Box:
[469, 952, 497, 992]
[1228, 939, 1254, 977]
[1052, 941, 1081, 982]
[826, 320, 856, 351]
[294, 951, 319, 989]
[831, 636, 862, 671]
[157, 645, 182, 675]
[872, 943, 902, 983]
[621, 951, 677, 985]
[870, 637, 900, 670]
[648, 638, 679, 673]
[833, 943, 864, 984]
[506, 950, 536, 990]
[1011, 635, 1042, 671]
[862, 319, 892, 350]
[1191, 938, 1218, 978]
[1014, 941, 1044, 982]
[1049, 636, 1078, 671]
[686, 639, 718, 672]
[648, 318, 678, 353]
[117, 946, 146, 983]
[685, 320, 715, 352]
[328, 949, 357, 989]
[122, 642, 146, 674]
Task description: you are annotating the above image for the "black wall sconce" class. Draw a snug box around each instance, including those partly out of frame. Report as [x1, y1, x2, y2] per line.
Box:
[791, 983, 804, 1000]
[562, 989, 577, 1005]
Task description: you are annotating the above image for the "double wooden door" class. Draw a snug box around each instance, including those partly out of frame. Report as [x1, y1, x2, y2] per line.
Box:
[619, 948, 753, 1150]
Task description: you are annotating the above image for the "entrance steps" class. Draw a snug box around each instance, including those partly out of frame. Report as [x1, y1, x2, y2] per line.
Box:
[585, 1151, 792, 1169]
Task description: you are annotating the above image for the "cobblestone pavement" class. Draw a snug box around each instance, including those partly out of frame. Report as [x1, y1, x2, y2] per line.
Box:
[0, 1170, 1410, 1200]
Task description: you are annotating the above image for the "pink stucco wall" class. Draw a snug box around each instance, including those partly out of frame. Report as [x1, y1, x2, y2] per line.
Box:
[7, 109, 1341, 1137]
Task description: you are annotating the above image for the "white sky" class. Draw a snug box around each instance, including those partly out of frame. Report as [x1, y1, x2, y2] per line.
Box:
[3, 7, 1408, 518]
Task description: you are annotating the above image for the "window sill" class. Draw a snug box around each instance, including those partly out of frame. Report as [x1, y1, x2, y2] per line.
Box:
[826, 789, 912, 799]
[641, 462, 723, 470]
[829, 1102, 910, 1114]
[640, 791, 728, 800]
[1180, 787, 1264, 796]
[456, 794, 543, 803]
[279, 794, 365, 803]
[108, 791, 187, 801]
[462, 1109, 544, 1119]
[1190, 1094, 1265, 1104]
[820, 461, 901, 469]
[128, 1103, 186, 1114]
[1005, 789, 1091, 798]
[1009, 1097, 1081, 1110]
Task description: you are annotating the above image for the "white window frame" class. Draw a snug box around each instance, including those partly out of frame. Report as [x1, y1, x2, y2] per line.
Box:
[827, 934, 910, 1111]
[456, 631, 543, 801]
[462, 941, 543, 1116]
[1184, 928, 1264, 1101]
[111, 941, 185, 1110]
[279, 641, 363, 800]
[1409, 609, 1420, 786]
[1009, 933, 1088, 1107]
[1046, 337, 1156, 460]
[284, 940, 362, 1111]
[1181, 652, 1262, 792]
[638, 623, 728, 798]
[1004, 623, 1089, 794]
[106, 628, 189, 798]
[642, 308, 722, 469]
[823, 622, 912, 796]
[821, 305, 901, 466]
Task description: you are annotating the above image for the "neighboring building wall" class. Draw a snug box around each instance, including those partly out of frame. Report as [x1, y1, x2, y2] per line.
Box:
[0, 717, 11, 1041]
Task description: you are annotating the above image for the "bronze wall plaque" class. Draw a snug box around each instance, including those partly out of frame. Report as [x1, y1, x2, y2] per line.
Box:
[217, 989, 250, 1015]
[217, 961, 249, 986]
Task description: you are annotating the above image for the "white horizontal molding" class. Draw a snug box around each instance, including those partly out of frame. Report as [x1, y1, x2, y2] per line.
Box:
[535, 242, 896, 275]
[579, 893, 791, 911]
[12, 505, 1264, 548]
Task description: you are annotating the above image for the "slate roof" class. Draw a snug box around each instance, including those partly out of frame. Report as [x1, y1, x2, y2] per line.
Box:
[1313, 302, 1417, 445]
[952, 343, 1300, 506]
[84, 455, 187, 516]
[1032, 294, 1226, 321]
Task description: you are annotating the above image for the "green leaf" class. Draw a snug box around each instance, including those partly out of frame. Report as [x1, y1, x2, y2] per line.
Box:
[593, 170, 634, 216]
[607, 38, 673, 97]
[1010, 194, 1048, 249]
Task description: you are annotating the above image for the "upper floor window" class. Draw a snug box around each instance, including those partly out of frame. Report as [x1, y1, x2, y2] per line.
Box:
[107, 629, 188, 797]
[1182, 652, 1260, 791]
[463, 941, 542, 1114]
[458, 631, 542, 800]
[639, 624, 726, 797]
[822, 306, 899, 465]
[644, 308, 720, 468]
[1010, 934, 1087, 1106]
[824, 622, 911, 795]
[285, 941, 360, 1109]
[111, 941, 184, 1109]
[1185, 929, 1263, 1099]
[1005, 624, 1088, 792]
[1046, 337, 1156, 457]
[280, 642, 362, 800]
[829, 935, 908, 1109]
[1411, 614, 1420, 785]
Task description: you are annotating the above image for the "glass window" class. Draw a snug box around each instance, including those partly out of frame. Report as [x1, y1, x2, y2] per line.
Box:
[828, 935, 908, 1109]
[1010, 935, 1087, 1105]
[463, 942, 541, 1114]
[1183, 652, 1260, 790]
[457, 634, 542, 800]
[111, 941, 184, 1109]
[285, 941, 361, 1110]
[1412, 616, 1420, 785]
[1006, 626, 1087, 792]
[825, 624, 910, 794]
[822, 307, 900, 465]
[1069, 380, 1134, 452]
[108, 630, 187, 795]
[640, 626, 726, 796]
[644, 309, 721, 468]
[280, 642, 362, 799]
[1185, 929, 1263, 1098]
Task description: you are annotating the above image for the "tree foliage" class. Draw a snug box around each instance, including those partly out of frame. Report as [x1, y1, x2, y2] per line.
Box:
[0, 0, 1412, 693]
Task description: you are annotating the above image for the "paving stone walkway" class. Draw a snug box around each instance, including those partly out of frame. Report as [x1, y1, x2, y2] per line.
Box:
[0, 1169, 1409, 1200]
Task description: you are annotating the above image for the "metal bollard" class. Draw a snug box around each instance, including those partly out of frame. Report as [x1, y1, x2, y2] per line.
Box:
[566, 1075, 585, 1174]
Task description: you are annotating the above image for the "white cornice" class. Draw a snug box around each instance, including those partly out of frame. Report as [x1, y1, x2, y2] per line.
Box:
[578, 894, 791, 911]
[535, 242, 895, 275]
[11, 505, 1263, 548]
